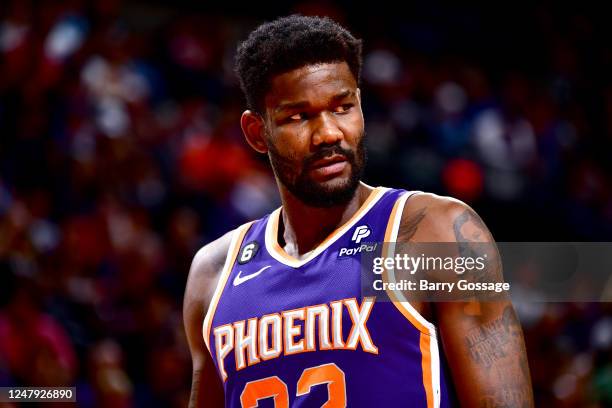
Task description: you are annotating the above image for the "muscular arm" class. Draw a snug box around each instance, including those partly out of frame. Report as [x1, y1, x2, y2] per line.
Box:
[183, 232, 233, 408]
[399, 194, 534, 407]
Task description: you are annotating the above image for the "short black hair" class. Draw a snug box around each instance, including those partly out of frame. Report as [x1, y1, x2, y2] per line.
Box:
[235, 15, 363, 113]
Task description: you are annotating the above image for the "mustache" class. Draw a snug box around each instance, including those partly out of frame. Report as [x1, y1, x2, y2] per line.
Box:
[303, 145, 356, 169]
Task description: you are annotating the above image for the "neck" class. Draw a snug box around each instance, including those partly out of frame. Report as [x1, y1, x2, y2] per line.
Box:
[277, 182, 374, 258]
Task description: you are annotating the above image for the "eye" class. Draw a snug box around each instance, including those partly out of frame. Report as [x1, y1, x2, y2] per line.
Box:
[334, 104, 353, 113]
[289, 112, 307, 121]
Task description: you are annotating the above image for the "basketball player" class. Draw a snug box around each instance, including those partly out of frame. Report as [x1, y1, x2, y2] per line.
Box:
[183, 15, 534, 407]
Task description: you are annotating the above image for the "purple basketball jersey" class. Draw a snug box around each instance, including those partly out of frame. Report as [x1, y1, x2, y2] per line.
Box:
[203, 187, 455, 407]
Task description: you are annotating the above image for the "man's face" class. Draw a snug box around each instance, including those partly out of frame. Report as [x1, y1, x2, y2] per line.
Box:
[263, 62, 366, 207]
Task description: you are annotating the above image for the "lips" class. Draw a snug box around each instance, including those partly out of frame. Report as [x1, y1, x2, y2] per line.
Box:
[310, 154, 348, 169]
[309, 154, 348, 178]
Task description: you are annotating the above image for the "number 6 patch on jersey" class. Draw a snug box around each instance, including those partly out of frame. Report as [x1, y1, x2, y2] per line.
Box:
[238, 241, 259, 264]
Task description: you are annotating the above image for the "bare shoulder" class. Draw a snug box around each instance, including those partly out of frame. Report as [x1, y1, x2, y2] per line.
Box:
[184, 229, 235, 313]
[398, 192, 494, 243]
[183, 230, 235, 407]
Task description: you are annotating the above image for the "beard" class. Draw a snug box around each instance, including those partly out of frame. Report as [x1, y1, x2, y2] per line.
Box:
[267, 134, 367, 208]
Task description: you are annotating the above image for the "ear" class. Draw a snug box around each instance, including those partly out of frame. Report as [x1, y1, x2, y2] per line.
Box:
[240, 110, 268, 154]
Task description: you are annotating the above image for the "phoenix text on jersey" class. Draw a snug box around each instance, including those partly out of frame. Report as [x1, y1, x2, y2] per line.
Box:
[212, 296, 378, 381]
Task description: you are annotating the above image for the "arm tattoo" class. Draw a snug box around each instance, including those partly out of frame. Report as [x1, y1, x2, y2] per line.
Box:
[397, 207, 426, 242]
[436, 208, 533, 406]
[453, 208, 502, 285]
[189, 369, 201, 408]
[455, 210, 533, 405]
[466, 306, 533, 407]
[465, 306, 519, 368]
[453, 208, 489, 271]
[453, 209, 488, 243]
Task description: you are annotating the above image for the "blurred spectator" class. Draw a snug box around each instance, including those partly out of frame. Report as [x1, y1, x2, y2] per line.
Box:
[0, 277, 77, 386]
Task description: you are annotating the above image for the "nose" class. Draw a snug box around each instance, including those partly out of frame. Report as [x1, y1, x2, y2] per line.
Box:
[312, 112, 343, 146]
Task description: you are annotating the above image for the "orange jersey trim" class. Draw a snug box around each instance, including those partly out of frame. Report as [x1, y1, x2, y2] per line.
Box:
[203, 221, 254, 352]
[265, 185, 386, 268]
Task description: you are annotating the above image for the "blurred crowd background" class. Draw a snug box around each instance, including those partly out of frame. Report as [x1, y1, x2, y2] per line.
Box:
[0, 1, 611, 407]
